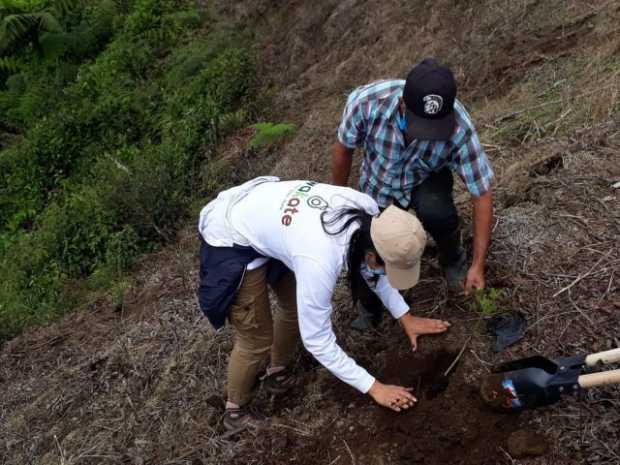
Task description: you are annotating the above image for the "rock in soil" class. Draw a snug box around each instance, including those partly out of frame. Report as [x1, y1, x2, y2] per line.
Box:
[507, 430, 549, 458]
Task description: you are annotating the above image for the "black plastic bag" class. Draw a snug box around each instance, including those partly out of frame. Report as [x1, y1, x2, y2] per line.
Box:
[487, 312, 527, 352]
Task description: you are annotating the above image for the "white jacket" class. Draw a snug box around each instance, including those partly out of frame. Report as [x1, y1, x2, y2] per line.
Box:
[198, 178, 410, 393]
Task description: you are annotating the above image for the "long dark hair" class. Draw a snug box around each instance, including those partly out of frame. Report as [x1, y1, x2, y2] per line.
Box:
[320, 206, 383, 305]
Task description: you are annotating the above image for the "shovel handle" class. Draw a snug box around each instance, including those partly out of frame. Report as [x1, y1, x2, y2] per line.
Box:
[585, 348, 620, 366]
[578, 369, 620, 389]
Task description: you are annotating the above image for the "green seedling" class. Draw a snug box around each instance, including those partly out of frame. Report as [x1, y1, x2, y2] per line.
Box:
[470, 288, 504, 316]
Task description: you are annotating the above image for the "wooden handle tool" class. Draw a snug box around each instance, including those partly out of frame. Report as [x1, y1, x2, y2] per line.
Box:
[585, 348, 620, 366]
[578, 369, 620, 389]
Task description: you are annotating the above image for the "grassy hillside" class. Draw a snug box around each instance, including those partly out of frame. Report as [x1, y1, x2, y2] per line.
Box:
[0, 0, 258, 340]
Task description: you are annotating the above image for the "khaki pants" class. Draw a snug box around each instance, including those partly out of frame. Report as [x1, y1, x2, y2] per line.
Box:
[227, 265, 299, 406]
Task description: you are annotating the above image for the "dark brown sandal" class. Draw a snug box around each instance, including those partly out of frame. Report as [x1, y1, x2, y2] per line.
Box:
[222, 406, 264, 433]
[261, 368, 297, 394]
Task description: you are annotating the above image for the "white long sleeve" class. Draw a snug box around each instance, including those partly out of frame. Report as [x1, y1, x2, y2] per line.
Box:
[361, 272, 410, 319]
[293, 255, 376, 393]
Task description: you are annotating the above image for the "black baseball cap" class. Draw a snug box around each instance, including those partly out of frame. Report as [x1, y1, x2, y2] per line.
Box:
[402, 58, 457, 141]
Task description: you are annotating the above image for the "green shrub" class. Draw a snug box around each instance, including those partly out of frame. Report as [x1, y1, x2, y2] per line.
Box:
[0, 0, 260, 342]
[249, 122, 297, 149]
[160, 43, 255, 156]
[94, 145, 189, 243]
[88, 225, 140, 291]
[0, 233, 61, 340]
[36, 187, 117, 277]
[163, 30, 247, 90]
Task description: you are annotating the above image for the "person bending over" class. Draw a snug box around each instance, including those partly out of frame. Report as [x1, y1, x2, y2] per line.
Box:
[197, 177, 450, 432]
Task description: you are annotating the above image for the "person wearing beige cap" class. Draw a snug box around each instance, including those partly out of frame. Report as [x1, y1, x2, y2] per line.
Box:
[371, 204, 427, 290]
[198, 177, 450, 432]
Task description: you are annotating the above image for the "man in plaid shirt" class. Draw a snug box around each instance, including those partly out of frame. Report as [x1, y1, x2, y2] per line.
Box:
[332, 58, 494, 329]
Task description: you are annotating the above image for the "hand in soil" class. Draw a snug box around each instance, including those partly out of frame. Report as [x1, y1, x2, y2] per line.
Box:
[399, 314, 451, 351]
[368, 380, 417, 412]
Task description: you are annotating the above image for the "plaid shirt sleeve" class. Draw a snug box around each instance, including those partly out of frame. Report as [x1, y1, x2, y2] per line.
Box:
[450, 128, 494, 197]
[337, 92, 368, 149]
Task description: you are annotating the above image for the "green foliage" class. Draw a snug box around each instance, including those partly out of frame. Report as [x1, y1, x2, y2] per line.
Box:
[0, 230, 60, 340]
[0, 0, 117, 74]
[163, 30, 244, 89]
[0, 1, 68, 56]
[470, 288, 504, 316]
[249, 122, 297, 149]
[94, 145, 189, 243]
[161, 44, 255, 152]
[0, 54, 21, 72]
[0, 0, 259, 341]
[36, 188, 117, 276]
[123, 0, 197, 47]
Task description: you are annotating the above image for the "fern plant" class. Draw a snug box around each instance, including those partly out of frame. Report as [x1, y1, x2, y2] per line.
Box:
[0, 54, 20, 71]
[0, 0, 80, 57]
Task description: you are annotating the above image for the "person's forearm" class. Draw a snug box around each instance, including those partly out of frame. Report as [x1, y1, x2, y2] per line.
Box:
[331, 142, 354, 186]
[471, 190, 493, 269]
[398, 311, 413, 325]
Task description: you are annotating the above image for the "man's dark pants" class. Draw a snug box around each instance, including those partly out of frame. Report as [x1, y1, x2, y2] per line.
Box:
[360, 168, 461, 321]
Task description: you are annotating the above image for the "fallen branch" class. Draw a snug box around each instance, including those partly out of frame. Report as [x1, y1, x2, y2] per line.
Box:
[552, 250, 613, 298]
[444, 336, 472, 377]
[272, 423, 312, 438]
[342, 439, 356, 465]
[327, 455, 341, 465]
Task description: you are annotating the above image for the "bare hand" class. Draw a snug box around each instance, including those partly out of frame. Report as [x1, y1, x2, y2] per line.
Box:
[399, 314, 451, 351]
[464, 264, 485, 295]
[368, 381, 417, 412]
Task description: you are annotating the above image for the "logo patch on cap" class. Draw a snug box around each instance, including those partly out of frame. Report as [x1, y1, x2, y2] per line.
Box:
[423, 94, 443, 115]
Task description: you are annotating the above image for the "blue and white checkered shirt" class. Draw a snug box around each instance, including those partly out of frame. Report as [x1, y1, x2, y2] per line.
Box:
[337, 80, 494, 208]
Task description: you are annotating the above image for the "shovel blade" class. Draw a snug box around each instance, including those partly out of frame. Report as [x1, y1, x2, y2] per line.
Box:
[493, 356, 559, 374]
[504, 367, 559, 409]
[481, 366, 581, 411]
[493, 354, 586, 375]
[480, 368, 554, 411]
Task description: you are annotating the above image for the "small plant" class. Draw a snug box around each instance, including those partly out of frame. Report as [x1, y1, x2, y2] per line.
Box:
[470, 287, 504, 316]
[249, 122, 297, 150]
[111, 279, 130, 312]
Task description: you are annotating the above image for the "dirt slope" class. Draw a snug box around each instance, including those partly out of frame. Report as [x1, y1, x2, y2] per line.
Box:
[1, 1, 619, 464]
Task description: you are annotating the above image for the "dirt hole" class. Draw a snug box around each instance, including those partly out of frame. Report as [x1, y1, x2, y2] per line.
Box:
[388, 349, 459, 401]
[249, 348, 526, 465]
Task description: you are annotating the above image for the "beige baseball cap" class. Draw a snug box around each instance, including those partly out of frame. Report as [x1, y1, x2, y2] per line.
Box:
[370, 205, 427, 290]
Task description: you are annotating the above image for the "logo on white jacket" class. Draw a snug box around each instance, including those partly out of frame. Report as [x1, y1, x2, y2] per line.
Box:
[281, 181, 329, 226]
[307, 195, 328, 210]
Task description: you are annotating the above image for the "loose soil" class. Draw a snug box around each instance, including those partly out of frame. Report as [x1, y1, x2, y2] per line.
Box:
[356, 349, 521, 465]
[508, 430, 550, 458]
[242, 346, 522, 465]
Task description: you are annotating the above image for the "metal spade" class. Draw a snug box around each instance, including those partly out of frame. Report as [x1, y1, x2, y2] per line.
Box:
[480, 348, 620, 410]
